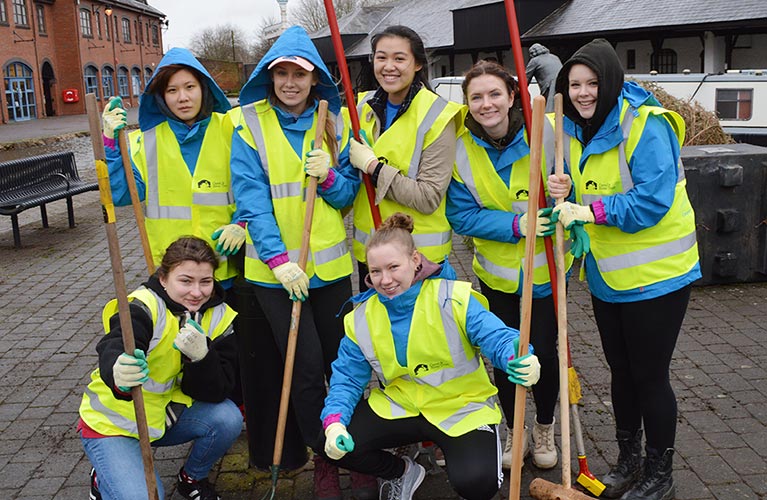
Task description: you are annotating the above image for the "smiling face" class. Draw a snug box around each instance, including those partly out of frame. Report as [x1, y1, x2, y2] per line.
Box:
[466, 74, 515, 140]
[373, 35, 422, 105]
[568, 63, 599, 120]
[270, 62, 318, 114]
[366, 241, 421, 299]
[163, 69, 203, 126]
[159, 260, 215, 313]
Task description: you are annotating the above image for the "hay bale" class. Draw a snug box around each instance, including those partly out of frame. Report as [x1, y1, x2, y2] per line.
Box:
[629, 79, 735, 146]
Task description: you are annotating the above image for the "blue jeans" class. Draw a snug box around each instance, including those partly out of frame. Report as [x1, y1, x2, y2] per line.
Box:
[81, 399, 242, 500]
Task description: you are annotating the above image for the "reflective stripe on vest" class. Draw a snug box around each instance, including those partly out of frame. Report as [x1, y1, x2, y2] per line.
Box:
[84, 386, 165, 439]
[144, 129, 190, 220]
[354, 227, 452, 251]
[246, 239, 347, 267]
[598, 230, 697, 273]
[242, 104, 270, 176]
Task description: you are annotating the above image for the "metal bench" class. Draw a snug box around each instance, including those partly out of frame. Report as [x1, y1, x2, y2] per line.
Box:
[0, 151, 98, 247]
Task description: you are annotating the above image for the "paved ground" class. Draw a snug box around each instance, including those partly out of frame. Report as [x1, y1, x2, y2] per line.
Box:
[0, 120, 765, 499]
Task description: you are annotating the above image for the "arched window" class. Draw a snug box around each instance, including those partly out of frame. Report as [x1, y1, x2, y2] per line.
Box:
[131, 67, 142, 96]
[145, 67, 153, 86]
[651, 49, 677, 74]
[84, 65, 99, 98]
[4, 61, 37, 121]
[117, 66, 130, 97]
[102, 66, 115, 99]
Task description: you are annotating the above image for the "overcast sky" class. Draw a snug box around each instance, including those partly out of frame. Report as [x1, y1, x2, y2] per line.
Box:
[151, 0, 285, 50]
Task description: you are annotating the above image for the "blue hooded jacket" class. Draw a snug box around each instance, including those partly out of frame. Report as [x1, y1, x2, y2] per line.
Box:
[230, 26, 358, 289]
[320, 259, 522, 427]
[239, 26, 341, 115]
[107, 47, 232, 206]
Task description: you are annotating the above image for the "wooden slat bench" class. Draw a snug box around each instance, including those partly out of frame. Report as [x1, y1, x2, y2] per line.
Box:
[0, 151, 98, 247]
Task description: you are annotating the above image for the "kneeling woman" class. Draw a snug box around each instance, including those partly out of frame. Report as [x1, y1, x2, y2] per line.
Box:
[320, 213, 541, 500]
[78, 237, 242, 500]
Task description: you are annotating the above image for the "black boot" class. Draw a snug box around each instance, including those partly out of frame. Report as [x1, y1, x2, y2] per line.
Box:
[601, 429, 643, 498]
[620, 447, 675, 500]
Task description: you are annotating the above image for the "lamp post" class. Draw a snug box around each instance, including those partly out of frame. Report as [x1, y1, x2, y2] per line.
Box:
[105, 5, 117, 99]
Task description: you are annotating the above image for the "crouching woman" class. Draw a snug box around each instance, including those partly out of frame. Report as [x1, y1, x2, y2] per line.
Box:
[319, 213, 541, 500]
[78, 236, 242, 500]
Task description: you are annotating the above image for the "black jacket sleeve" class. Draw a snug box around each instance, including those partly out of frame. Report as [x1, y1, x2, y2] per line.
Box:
[179, 324, 238, 402]
[96, 301, 154, 401]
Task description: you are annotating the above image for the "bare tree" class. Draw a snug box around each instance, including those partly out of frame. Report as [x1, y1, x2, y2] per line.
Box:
[250, 16, 280, 63]
[291, 0, 359, 33]
[189, 23, 250, 62]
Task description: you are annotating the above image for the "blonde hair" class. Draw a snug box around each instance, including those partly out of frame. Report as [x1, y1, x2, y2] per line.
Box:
[366, 212, 416, 257]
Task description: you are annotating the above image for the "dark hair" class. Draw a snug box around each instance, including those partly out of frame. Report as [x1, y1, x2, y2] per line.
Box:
[158, 236, 219, 279]
[462, 60, 519, 101]
[366, 212, 416, 256]
[371, 25, 432, 91]
[147, 64, 213, 122]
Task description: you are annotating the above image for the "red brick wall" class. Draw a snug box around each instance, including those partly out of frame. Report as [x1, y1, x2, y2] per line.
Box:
[0, 0, 165, 124]
[198, 58, 244, 95]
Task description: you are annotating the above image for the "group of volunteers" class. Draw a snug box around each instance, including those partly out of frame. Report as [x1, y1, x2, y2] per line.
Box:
[76, 18, 698, 500]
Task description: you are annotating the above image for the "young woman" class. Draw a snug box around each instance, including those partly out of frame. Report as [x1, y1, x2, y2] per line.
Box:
[102, 47, 243, 287]
[228, 26, 376, 500]
[320, 213, 542, 500]
[78, 237, 242, 500]
[551, 39, 701, 500]
[446, 60, 572, 471]
[349, 25, 462, 288]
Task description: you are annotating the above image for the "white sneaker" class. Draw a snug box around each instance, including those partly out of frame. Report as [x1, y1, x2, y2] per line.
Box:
[501, 426, 529, 469]
[532, 417, 558, 469]
[379, 456, 425, 500]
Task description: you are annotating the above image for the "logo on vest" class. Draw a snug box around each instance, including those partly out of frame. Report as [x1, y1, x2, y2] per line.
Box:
[198, 179, 212, 188]
[413, 361, 450, 376]
[414, 363, 429, 375]
[585, 180, 598, 190]
[515, 189, 528, 199]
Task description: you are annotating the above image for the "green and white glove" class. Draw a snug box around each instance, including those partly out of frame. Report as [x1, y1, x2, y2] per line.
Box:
[506, 353, 541, 387]
[102, 96, 127, 140]
[349, 130, 378, 173]
[173, 319, 208, 362]
[552, 201, 594, 230]
[519, 208, 555, 238]
[305, 147, 331, 183]
[324, 422, 355, 460]
[113, 349, 149, 392]
[211, 224, 246, 256]
[569, 224, 591, 259]
[272, 262, 309, 301]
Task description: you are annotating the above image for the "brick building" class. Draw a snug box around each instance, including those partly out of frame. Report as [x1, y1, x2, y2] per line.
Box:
[0, 0, 165, 125]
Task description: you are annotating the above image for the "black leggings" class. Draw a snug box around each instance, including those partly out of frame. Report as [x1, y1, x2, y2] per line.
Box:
[253, 278, 353, 451]
[592, 285, 691, 451]
[328, 401, 503, 500]
[479, 281, 559, 426]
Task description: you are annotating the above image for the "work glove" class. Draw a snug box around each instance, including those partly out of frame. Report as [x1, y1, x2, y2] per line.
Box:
[173, 319, 208, 362]
[569, 224, 591, 259]
[518, 208, 555, 238]
[547, 173, 572, 200]
[324, 422, 355, 460]
[506, 353, 541, 387]
[113, 349, 149, 392]
[552, 201, 594, 230]
[305, 142, 331, 183]
[102, 96, 127, 140]
[349, 131, 378, 173]
[211, 224, 246, 256]
[272, 261, 309, 301]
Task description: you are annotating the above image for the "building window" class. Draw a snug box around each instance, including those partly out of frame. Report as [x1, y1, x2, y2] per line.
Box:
[102, 66, 115, 99]
[627, 49, 636, 70]
[131, 67, 142, 96]
[121, 17, 131, 43]
[650, 49, 677, 74]
[79, 9, 92, 37]
[104, 13, 110, 40]
[12, 0, 28, 26]
[35, 4, 44, 33]
[151, 24, 158, 46]
[5, 61, 37, 120]
[113, 16, 119, 42]
[118, 67, 130, 97]
[84, 65, 100, 98]
[1, 1, 8, 24]
[716, 89, 753, 120]
[145, 67, 153, 85]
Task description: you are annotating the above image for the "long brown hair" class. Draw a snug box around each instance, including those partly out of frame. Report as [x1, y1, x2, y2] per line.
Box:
[157, 236, 219, 280]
